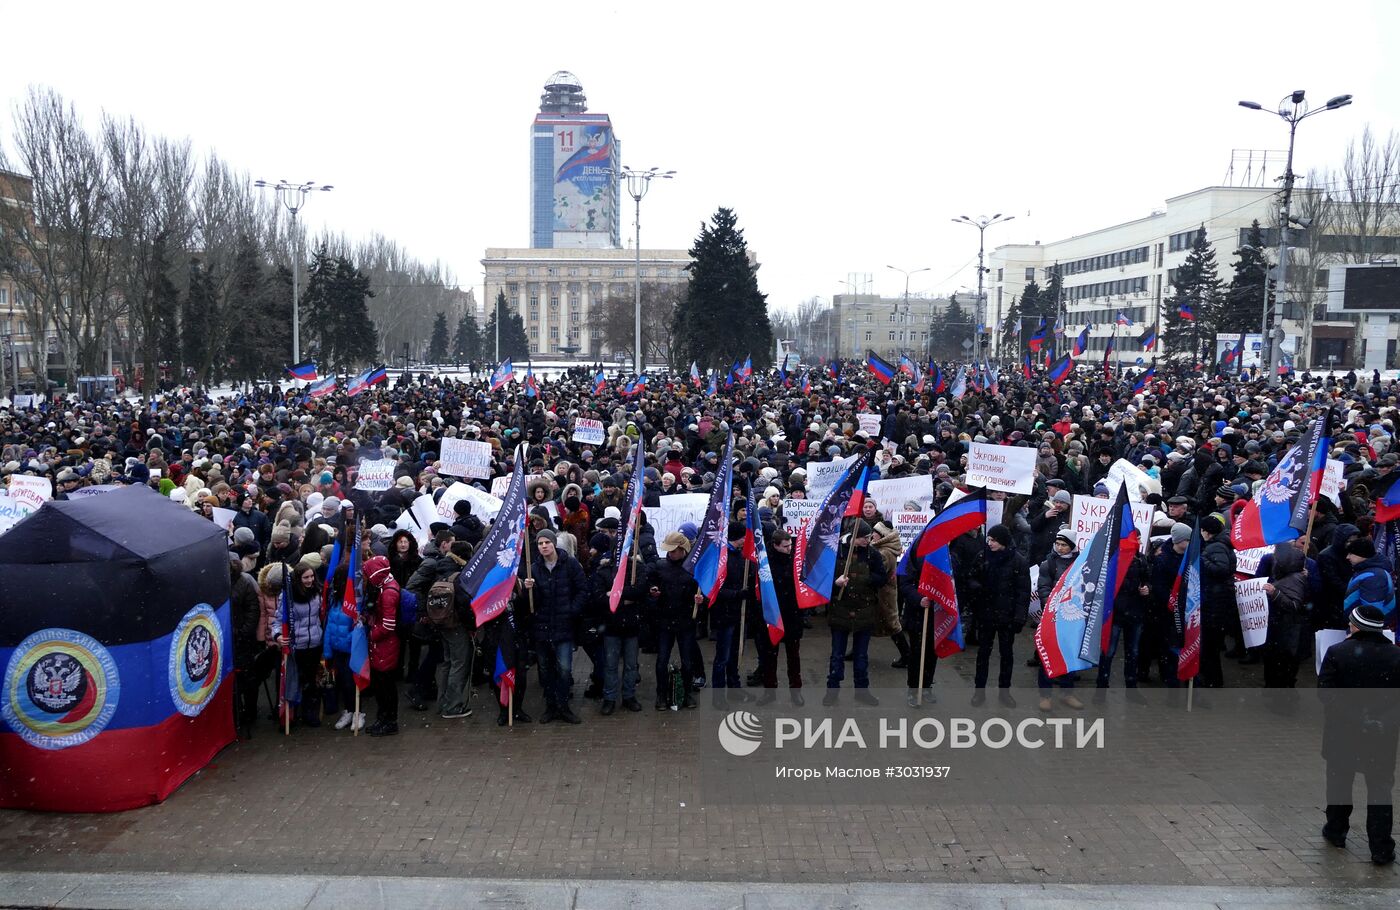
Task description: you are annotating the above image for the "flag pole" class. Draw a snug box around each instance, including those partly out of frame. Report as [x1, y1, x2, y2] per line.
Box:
[1187, 677, 1194, 712]
[523, 532, 535, 614]
[507, 686, 514, 728]
[916, 603, 930, 707]
[836, 518, 857, 601]
[738, 559, 750, 666]
[353, 687, 360, 736]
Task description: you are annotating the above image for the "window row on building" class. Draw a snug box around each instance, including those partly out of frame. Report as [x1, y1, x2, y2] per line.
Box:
[1053, 245, 1151, 277]
[1168, 228, 1205, 252]
[502, 265, 678, 279]
[1065, 276, 1149, 301]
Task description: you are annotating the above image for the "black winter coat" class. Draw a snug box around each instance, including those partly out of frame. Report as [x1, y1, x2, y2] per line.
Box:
[523, 551, 589, 642]
[766, 549, 803, 641]
[711, 546, 748, 628]
[645, 554, 702, 632]
[1319, 630, 1400, 764]
[231, 566, 261, 671]
[1200, 536, 1237, 628]
[976, 547, 1031, 628]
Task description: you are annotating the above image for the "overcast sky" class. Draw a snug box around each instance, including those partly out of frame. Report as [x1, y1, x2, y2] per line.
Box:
[3, 1, 1397, 316]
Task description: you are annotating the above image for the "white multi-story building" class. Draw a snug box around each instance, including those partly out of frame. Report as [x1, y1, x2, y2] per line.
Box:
[481, 246, 693, 360]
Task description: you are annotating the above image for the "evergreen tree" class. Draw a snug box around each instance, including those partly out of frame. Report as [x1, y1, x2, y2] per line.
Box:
[453, 310, 481, 363]
[180, 258, 215, 381]
[999, 294, 1022, 358]
[1163, 226, 1226, 364]
[1222, 220, 1273, 336]
[1018, 279, 1043, 324]
[224, 236, 265, 382]
[929, 294, 970, 361]
[1038, 268, 1063, 321]
[301, 247, 378, 372]
[427, 311, 450, 363]
[255, 265, 293, 377]
[483, 291, 529, 361]
[673, 207, 772, 370]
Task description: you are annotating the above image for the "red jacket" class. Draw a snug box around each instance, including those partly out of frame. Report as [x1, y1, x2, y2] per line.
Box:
[368, 579, 400, 672]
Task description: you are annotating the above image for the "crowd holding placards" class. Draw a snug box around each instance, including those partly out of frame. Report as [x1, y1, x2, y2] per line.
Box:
[2, 357, 1398, 746]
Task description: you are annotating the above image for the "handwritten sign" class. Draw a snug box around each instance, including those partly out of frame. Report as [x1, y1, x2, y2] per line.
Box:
[965, 442, 1036, 495]
[642, 493, 710, 541]
[1104, 459, 1154, 502]
[892, 510, 934, 553]
[572, 418, 606, 446]
[439, 438, 493, 480]
[857, 413, 882, 437]
[1235, 545, 1270, 576]
[805, 454, 858, 502]
[436, 481, 503, 522]
[780, 499, 822, 536]
[355, 458, 396, 492]
[1234, 577, 1270, 649]
[0, 492, 37, 535]
[7, 475, 51, 513]
[1071, 495, 1154, 553]
[1321, 458, 1344, 507]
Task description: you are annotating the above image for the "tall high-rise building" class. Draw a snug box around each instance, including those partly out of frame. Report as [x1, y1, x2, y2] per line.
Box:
[530, 71, 621, 250]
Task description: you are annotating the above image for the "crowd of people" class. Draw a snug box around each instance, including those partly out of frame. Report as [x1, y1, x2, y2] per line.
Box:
[2, 359, 1398, 738]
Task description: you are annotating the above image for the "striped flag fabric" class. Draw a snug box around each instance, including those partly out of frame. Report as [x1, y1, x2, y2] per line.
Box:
[866, 351, 896, 385]
[689, 361, 701, 387]
[285, 360, 319, 381]
[608, 442, 648, 612]
[795, 450, 871, 609]
[1036, 485, 1140, 678]
[593, 370, 607, 395]
[1072, 326, 1090, 357]
[1028, 318, 1048, 353]
[1139, 326, 1157, 351]
[1131, 366, 1156, 394]
[1230, 409, 1333, 548]
[747, 482, 784, 645]
[949, 365, 966, 400]
[307, 376, 337, 398]
[1173, 520, 1203, 682]
[1103, 334, 1115, 380]
[523, 364, 539, 398]
[1047, 352, 1073, 386]
[1178, 302, 1195, 321]
[898, 488, 987, 657]
[493, 612, 517, 707]
[1116, 311, 1132, 327]
[684, 432, 736, 605]
[490, 359, 514, 390]
[457, 445, 528, 625]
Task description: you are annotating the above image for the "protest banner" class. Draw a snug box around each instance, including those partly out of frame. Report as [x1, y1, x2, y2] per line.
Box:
[393, 508, 429, 548]
[780, 499, 822, 536]
[1070, 495, 1154, 552]
[1234, 577, 1270, 649]
[211, 507, 238, 530]
[1320, 458, 1344, 507]
[1028, 565, 1042, 619]
[804, 454, 858, 501]
[642, 492, 710, 541]
[986, 499, 1004, 530]
[892, 510, 934, 553]
[1104, 459, 1155, 501]
[571, 418, 606, 446]
[7, 475, 51, 514]
[1235, 545, 1270, 576]
[0, 492, 34, 535]
[965, 442, 1035, 495]
[867, 474, 933, 519]
[354, 458, 396, 492]
[66, 484, 120, 499]
[857, 413, 882, 437]
[438, 438, 493, 479]
[493, 473, 544, 498]
[436, 481, 503, 521]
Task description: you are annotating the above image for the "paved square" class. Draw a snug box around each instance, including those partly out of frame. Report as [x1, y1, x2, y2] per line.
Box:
[0, 628, 1395, 893]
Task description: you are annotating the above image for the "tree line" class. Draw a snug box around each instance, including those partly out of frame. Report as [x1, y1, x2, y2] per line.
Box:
[0, 87, 466, 392]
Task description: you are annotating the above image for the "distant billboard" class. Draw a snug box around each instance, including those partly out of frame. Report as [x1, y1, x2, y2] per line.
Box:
[552, 122, 614, 234]
[1327, 264, 1400, 313]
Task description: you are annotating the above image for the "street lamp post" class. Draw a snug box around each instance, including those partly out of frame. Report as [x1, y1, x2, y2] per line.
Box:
[886, 264, 929, 356]
[254, 180, 334, 366]
[610, 166, 674, 375]
[1239, 90, 1351, 384]
[952, 214, 1015, 364]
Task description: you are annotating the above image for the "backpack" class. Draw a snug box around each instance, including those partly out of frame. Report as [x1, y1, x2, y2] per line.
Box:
[424, 573, 460, 629]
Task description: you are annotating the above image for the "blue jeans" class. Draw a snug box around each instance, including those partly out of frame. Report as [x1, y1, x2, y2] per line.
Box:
[1096, 621, 1143, 688]
[536, 639, 574, 710]
[827, 628, 872, 688]
[656, 625, 697, 698]
[603, 635, 639, 702]
[711, 623, 741, 688]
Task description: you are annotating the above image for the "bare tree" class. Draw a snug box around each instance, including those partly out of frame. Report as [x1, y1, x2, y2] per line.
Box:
[0, 87, 117, 384]
[602, 282, 684, 369]
[103, 114, 194, 394]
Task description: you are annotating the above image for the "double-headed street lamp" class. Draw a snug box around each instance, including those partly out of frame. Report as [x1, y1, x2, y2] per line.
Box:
[886, 264, 929, 352]
[952, 213, 1014, 362]
[1238, 90, 1351, 383]
[609, 166, 674, 375]
[254, 180, 334, 365]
